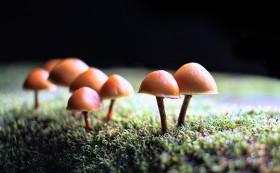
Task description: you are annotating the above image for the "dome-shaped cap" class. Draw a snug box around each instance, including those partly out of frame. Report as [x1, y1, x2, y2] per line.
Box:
[138, 70, 180, 99]
[66, 87, 103, 112]
[69, 67, 108, 93]
[48, 58, 89, 86]
[44, 58, 63, 72]
[99, 74, 134, 100]
[173, 62, 218, 95]
[23, 68, 56, 91]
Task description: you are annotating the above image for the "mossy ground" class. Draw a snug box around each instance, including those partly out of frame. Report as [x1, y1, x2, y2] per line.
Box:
[1, 63, 280, 172]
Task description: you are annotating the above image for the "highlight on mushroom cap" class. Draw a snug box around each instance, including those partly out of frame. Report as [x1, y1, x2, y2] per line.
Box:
[23, 68, 56, 91]
[44, 58, 63, 72]
[138, 70, 180, 99]
[173, 62, 218, 95]
[66, 87, 103, 112]
[99, 74, 134, 100]
[48, 58, 89, 86]
[69, 67, 108, 93]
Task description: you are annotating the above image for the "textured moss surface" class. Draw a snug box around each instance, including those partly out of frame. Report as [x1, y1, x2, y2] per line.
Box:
[1, 64, 280, 172]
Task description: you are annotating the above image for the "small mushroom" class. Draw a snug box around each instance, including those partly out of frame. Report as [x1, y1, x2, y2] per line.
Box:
[44, 58, 63, 72]
[66, 87, 103, 130]
[173, 62, 218, 126]
[23, 68, 56, 110]
[48, 58, 89, 86]
[69, 67, 108, 93]
[138, 70, 180, 134]
[99, 74, 134, 121]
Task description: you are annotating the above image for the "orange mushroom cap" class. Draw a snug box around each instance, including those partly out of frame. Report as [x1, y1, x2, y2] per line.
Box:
[44, 58, 63, 72]
[23, 68, 56, 91]
[173, 62, 218, 95]
[48, 58, 89, 86]
[69, 67, 108, 93]
[66, 87, 103, 112]
[99, 74, 134, 100]
[138, 70, 180, 99]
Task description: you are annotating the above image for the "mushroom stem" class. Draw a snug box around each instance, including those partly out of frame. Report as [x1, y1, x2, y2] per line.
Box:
[106, 99, 115, 121]
[35, 90, 39, 110]
[178, 95, 192, 126]
[83, 111, 93, 130]
[156, 97, 168, 134]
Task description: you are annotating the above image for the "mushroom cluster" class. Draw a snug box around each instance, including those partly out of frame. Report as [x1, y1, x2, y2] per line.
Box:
[23, 58, 217, 134]
[23, 57, 134, 131]
[139, 62, 218, 133]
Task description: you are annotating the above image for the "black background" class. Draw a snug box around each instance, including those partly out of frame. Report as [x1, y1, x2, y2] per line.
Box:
[1, 1, 280, 77]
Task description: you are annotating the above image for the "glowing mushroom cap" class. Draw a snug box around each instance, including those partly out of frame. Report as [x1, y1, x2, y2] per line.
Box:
[69, 67, 108, 93]
[66, 87, 103, 112]
[48, 58, 89, 86]
[99, 74, 134, 100]
[44, 58, 63, 72]
[23, 68, 56, 91]
[138, 70, 180, 99]
[173, 62, 218, 95]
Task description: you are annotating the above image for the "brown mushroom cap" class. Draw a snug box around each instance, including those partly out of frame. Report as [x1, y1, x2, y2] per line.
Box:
[99, 74, 134, 100]
[69, 67, 108, 93]
[66, 87, 103, 112]
[173, 62, 218, 95]
[138, 70, 180, 99]
[44, 58, 63, 72]
[48, 58, 89, 86]
[23, 68, 56, 91]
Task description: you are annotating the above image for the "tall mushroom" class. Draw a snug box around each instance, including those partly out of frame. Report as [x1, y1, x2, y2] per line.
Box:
[48, 58, 89, 86]
[99, 74, 134, 121]
[69, 67, 108, 93]
[44, 58, 63, 72]
[138, 70, 180, 134]
[66, 87, 103, 130]
[173, 62, 218, 126]
[23, 68, 56, 110]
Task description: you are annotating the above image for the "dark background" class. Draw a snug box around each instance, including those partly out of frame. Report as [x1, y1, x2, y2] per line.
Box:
[1, 1, 280, 77]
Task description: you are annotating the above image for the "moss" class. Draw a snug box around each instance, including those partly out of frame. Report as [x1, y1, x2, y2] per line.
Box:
[1, 64, 280, 172]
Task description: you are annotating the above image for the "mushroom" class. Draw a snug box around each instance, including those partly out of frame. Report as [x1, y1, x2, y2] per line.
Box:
[66, 87, 103, 130]
[69, 67, 108, 93]
[138, 70, 180, 134]
[99, 74, 134, 121]
[44, 58, 63, 72]
[173, 62, 218, 126]
[48, 57, 89, 86]
[23, 68, 56, 110]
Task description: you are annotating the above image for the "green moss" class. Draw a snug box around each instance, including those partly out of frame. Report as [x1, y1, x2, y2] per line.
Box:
[1, 64, 280, 172]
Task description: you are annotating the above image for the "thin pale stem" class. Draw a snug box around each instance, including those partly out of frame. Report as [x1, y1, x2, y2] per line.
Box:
[156, 97, 168, 134]
[83, 111, 93, 131]
[106, 99, 115, 121]
[178, 95, 192, 126]
[35, 90, 39, 110]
